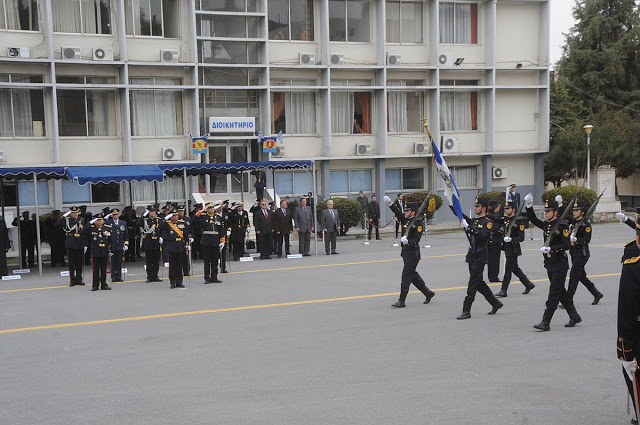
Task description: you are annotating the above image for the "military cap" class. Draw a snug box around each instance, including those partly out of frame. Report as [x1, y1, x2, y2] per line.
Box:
[69, 206, 80, 212]
[22, 211, 29, 215]
[80, 205, 87, 209]
[572, 201, 585, 211]
[51, 210, 60, 214]
[205, 202, 215, 209]
[94, 213, 104, 219]
[474, 197, 488, 208]
[195, 203, 203, 208]
[488, 200, 499, 208]
[147, 206, 157, 212]
[237, 202, 243, 206]
[406, 202, 419, 211]
[178, 205, 185, 211]
[544, 200, 559, 211]
[111, 208, 120, 215]
[505, 201, 517, 209]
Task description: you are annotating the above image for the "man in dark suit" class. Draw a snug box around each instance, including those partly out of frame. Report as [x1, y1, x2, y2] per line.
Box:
[294, 197, 314, 256]
[12, 211, 35, 269]
[321, 200, 341, 255]
[367, 195, 381, 240]
[251, 166, 267, 202]
[254, 199, 274, 259]
[274, 200, 293, 258]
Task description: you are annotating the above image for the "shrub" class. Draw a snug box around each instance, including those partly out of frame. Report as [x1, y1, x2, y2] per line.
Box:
[542, 185, 597, 209]
[316, 198, 362, 235]
[404, 192, 443, 220]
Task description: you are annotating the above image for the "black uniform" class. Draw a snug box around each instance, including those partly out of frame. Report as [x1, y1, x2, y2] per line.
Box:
[0, 218, 10, 276]
[230, 208, 250, 261]
[106, 216, 128, 282]
[497, 214, 534, 296]
[486, 210, 503, 282]
[197, 210, 224, 283]
[160, 218, 189, 288]
[137, 214, 162, 282]
[568, 217, 603, 304]
[219, 205, 231, 273]
[125, 212, 139, 262]
[190, 207, 203, 260]
[178, 214, 192, 276]
[55, 214, 86, 286]
[12, 213, 35, 268]
[44, 214, 66, 267]
[82, 222, 112, 291]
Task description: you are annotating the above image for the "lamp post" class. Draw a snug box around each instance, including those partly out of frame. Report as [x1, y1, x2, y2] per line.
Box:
[583, 124, 593, 189]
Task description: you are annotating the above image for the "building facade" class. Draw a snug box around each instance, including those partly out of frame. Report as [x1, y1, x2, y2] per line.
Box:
[0, 0, 549, 222]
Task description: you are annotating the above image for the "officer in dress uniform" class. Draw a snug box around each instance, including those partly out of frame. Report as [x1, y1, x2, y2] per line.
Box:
[105, 208, 128, 282]
[219, 200, 231, 273]
[567, 200, 603, 304]
[123, 207, 138, 262]
[177, 205, 192, 276]
[525, 195, 581, 331]
[82, 213, 113, 291]
[385, 197, 435, 307]
[486, 200, 503, 283]
[495, 201, 534, 297]
[197, 201, 225, 284]
[190, 203, 203, 260]
[55, 206, 86, 286]
[136, 206, 162, 283]
[160, 208, 190, 289]
[230, 202, 251, 261]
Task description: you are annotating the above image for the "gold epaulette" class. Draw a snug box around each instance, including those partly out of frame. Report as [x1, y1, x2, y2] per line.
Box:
[624, 256, 640, 265]
[626, 240, 635, 247]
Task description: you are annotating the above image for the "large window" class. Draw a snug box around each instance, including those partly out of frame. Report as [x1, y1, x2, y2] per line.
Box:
[62, 180, 121, 204]
[436, 165, 478, 189]
[126, 0, 179, 37]
[0, 0, 39, 31]
[275, 170, 314, 195]
[331, 91, 371, 134]
[0, 181, 49, 207]
[385, 168, 424, 191]
[330, 169, 372, 194]
[197, 0, 257, 12]
[440, 80, 478, 131]
[386, 1, 422, 43]
[130, 78, 183, 137]
[268, 0, 314, 41]
[271, 91, 316, 134]
[198, 40, 260, 64]
[57, 77, 117, 137]
[197, 15, 259, 38]
[199, 89, 259, 134]
[387, 80, 422, 133]
[53, 0, 111, 34]
[0, 75, 45, 137]
[439, 2, 478, 44]
[329, 0, 370, 42]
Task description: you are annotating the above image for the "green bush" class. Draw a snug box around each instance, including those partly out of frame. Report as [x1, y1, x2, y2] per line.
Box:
[542, 185, 597, 209]
[316, 198, 362, 235]
[404, 192, 443, 220]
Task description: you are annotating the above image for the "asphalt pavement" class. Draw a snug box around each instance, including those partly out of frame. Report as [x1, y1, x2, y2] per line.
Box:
[0, 222, 635, 425]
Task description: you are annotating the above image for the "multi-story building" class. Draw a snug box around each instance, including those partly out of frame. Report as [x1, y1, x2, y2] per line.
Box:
[0, 0, 549, 223]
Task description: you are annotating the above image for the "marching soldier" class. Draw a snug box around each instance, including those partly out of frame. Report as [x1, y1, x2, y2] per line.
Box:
[197, 201, 225, 284]
[617, 208, 640, 232]
[568, 201, 603, 304]
[160, 208, 190, 289]
[82, 213, 112, 291]
[524, 194, 581, 331]
[105, 208, 128, 283]
[384, 196, 435, 308]
[136, 206, 162, 283]
[486, 200, 503, 283]
[177, 205, 192, 276]
[55, 206, 86, 286]
[230, 202, 251, 261]
[495, 201, 535, 297]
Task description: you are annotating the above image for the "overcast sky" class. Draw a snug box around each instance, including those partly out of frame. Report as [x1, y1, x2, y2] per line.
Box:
[550, 1, 576, 66]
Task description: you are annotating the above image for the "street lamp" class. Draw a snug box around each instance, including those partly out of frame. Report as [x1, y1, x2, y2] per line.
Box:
[583, 124, 593, 189]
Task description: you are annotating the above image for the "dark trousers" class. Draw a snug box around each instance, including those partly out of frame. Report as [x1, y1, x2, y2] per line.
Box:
[51, 242, 65, 266]
[568, 255, 599, 297]
[271, 231, 278, 253]
[182, 252, 190, 276]
[20, 241, 34, 268]
[232, 239, 245, 260]
[91, 256, 108, 289]
[502, 255, 529, 288]
[203, 245, 219, 280]
[464, 260, 496, 310]
[258, 232, 271, 258]
[0, 251, 8, 276]
[256, 186, 264, 201]
[545, 268, 572, 309]
[369, 220, 380, 239]
[67, 248, 84, 284]
[145, 249, 160, 279]
[298, 231, 311, 255]
[395, 221, 400, 239]
[111, 250, 123, 280]
[127, 237, 137, 261]
[487, 243, 501, 281]
[84, 245, 92, 265]
[168, 252, 184, 287]
[277, 233, 290, 256]
[219, 245, 227, 272]
[324, 230, 337, 253]
[192, 240, 202, 260]
[399, 252, 431, 300]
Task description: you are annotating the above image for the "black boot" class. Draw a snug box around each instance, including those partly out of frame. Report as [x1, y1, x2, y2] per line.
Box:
[423, 290, 435, 304]
[592, 291, 603, 305]
[522, 278, 535, 294]
[457, 299, 472, 320]
[392, 292, 408, 308]
[488, 297, 503, 315]
[495, 283, 508, 298]
[564, 304, 582, 327]
[533, 308, 555, 331]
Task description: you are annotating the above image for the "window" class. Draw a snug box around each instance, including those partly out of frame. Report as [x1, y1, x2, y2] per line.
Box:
[268, 0, 314, 41]
[440, 80, 478, 131]
[57, 76, 117, 137]
[0, 0, 39, 31]
[198, 40, 260, 64]
[131, 177, 184, 203]
[385, 168, 424, 191]
[53, 0, 111, 34]
[62, 180, 121, 204]
[331, 91, 371, 134]
[130, 78, 183, 137]
[329, 0, 370, 42]
[199, 89, 259, 134]
[199, 68, 261, 87]
[0, 75, 45, 137]
[126, 0, 179, 37]
[197, 0, 257, 12]
[330, 169, 372, 193]
[271, 92, 316, 134]
[275, 170, 313, 195]
[0, 181, 49, 207]
[439, 2, 478, 44]
[197, 15, 259, 38]
[436, 165, 478, 189]
[386, 1, 422, 43]
[387, 81, 423, 133]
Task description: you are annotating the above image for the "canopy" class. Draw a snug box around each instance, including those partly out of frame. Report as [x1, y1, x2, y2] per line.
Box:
[159, 160, 312, 177]
[65, 165, 164, 185]
[0, 167, 66, 180]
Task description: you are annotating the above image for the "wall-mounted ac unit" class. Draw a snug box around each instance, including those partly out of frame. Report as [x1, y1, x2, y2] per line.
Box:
[160, 49, 179, 63]
[438, 53, 453, 67]
[299, 52, 315, 65]
[7, 47, 29, 58]
[492, 167, 508, 179]
[330, 54, 344, 65]
[161, 146, 184, 161]
[356, 143, 372, 156]
[93, 47, 113, 61]
[61, 46, 81, 60]
[271, 145, 285, 158]
[414, 142, 429, 154]
[387, 53, 401, 65]
[441, 136, 459, 153]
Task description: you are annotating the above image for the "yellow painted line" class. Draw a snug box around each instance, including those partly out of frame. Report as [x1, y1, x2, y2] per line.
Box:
[0, 272, 622, 335]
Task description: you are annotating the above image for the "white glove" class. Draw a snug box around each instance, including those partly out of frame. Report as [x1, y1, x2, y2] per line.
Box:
[570, 235, 578, 243]
[616, 212, 628, 222]
[226, 230, 231, 236]
[400, 236, 408, 244]
[19, 216, 24, 221]
[159, 237, 163, 244]
[219, 242, 225, 249]
[189, 238, 194, 243]
[105, 213, 112, 220]
[246, 227, 251, 233]
[461, 219, 469, 229]
[109, 252, 113, 257]
[503, 236, 512, 243]
[622, 360, 637, 381]
[555, 195, 562, 204]
[123, 245, 129, 251]
[540, 246, 551, 254]
[84, 247, 87, 254]
[63, 211, 71, 218]
[90, 218, 97, 224]
[186, 245, 191, 251]
[383, 195, 391, 204]
[524, 193, 533, 208]
[143, 210, 149, 217]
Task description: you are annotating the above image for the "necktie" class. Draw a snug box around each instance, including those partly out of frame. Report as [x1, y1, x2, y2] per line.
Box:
[263, 209, 268, 219]
[303, 207, 306, 212]
[330, 210, 334, 219]
[282, 208, 285, 214]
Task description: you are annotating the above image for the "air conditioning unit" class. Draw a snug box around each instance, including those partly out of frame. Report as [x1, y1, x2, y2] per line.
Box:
[299, 52, 315, 65]
[93, 47, 113, 61]
[330, 54, 344, 65]
[271, 145, 285, 158]
[7, 47, 29, 58]
[355, 143, 372, 156]
[438, 53, 453, 67]
[161, 146, 184, 161]
[492, 167, 508, 179]
[387, 53, 401, 65]
[414, 142, 429, 154]
[61, 46, 81, 60]
[160, 49, 179, 63]
[441, 136, 459, 153]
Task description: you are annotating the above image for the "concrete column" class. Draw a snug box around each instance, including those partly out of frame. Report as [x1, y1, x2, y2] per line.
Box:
[117, 0, 132, 162]
[42, 0, 59, 164]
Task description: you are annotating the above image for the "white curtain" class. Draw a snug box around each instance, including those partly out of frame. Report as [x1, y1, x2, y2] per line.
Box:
[130, 78, 155, 136]
[387, 81, 406, 132]
[88, 91, 111, 136]
[455, 92, 472, 130]
[81, 0, 99, 34]
[12, 89, 33, 136]
[439, 3, 454, 43]
[455, 4, 471, 44]
[155, 79, 180, 136]
[132, 177, 184, 203]
[440, 91, 454, 131]
[6, 0, 34, 30]
[287, 92, 315, 134]
[385, 2, 400, 43]
[53, 0, 82, 33]
[401, 2, 422, 43]
[331, 91, 351, 133]
[0, 90, 13, 136]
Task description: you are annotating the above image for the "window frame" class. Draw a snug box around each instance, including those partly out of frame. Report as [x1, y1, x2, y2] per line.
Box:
[439, 79, 479, 132]
[268, 0, 314, 41]
[385, 167, 425, 191]
[129, 77, 184, 137]
[0, 74, 46, 138]
[51, 0, 112, 35]
[126, 0, 180, 38]
[0, 0, 39, 32]
[329, 169, 373, 194]
[274, 170, 315, 196]
[330, 90, 373, 135]
[329, 0, 371, 43]
[61, 180, 122, 205]
[436, 165, 479, 190]
[385, 0, 423, 44]
[439, 1, 478, 45]
[270, 90, 317, 135]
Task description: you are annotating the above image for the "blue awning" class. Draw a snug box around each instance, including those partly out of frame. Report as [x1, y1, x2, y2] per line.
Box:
[159, 160, 312, 177]
[0, 167, 67, 180]
[65, 165, 165, 185]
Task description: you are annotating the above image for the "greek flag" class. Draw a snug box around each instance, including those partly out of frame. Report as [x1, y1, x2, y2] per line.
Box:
[432, 139, 464, 223]
[277, 130, 283, 144]
[257, 130, 264, 143]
